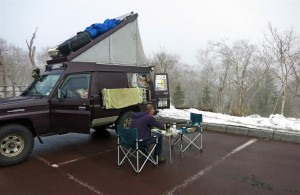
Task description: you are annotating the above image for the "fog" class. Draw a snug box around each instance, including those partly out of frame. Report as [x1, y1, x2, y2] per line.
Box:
[0, 0, 299, 65]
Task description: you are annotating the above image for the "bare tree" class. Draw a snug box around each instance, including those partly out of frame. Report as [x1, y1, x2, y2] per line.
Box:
[26, 28, 38, 69]
[203, 40, 263, 116]
[148, 48, 180, 73]
[148, 48, 181, 93]
[37, 46, 51, 66]
[0, 38, 33, 97]
[0, 38, 8, 97]
[5, 45, 32, 95]
[262, 23, 299, 115]
[196, 48, 218, 109]
[193, 24, 299, 117]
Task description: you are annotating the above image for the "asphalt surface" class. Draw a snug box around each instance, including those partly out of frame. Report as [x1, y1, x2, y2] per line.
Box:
[1, 129, 300, 195]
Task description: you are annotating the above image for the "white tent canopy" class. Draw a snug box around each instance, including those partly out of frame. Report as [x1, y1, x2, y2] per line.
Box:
[72, 18, 147, 66]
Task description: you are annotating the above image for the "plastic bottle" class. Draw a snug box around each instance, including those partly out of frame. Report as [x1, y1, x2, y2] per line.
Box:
[172, 123, 176, 132]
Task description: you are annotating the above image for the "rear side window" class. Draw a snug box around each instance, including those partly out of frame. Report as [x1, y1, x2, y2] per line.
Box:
[127, 73, 150, 88]
[98, 72, 127, 89]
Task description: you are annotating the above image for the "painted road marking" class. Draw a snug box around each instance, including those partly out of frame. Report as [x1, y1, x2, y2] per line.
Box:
[36, 148, 116, 195]
[37, 156, 104, 194]
[35, 148, 116, 168]
[56, 148, 116, 166]
[36, 156, 52, 166]
[66, 173, 104, 195]
[164, 138, 258, 195]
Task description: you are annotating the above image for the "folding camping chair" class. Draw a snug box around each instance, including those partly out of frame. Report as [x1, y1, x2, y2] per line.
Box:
[178, 113, 203, 158]
[117, 126, 158, 175]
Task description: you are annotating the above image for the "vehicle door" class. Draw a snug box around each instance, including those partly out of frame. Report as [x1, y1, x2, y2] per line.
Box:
[154, 73, 170, 109]
[50, 73, 92, 134]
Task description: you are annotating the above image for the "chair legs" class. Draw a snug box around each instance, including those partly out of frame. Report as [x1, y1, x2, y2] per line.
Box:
[117, 138, 158, 174]
[179, 132, 203, 158]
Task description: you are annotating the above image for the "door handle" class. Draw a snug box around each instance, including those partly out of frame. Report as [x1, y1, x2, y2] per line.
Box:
[79, 106, 86, 111]
[90, 96, 94, 108]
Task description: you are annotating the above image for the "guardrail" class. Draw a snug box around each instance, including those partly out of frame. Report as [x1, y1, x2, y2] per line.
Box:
[202, 122, 300, 144]
[0, 85, 28, 98]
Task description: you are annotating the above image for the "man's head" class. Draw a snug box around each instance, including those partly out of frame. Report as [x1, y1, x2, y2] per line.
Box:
[145, 104, 155, 115]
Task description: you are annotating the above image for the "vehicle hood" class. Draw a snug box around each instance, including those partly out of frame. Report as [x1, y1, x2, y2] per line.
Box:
[0, 96, 49, 111]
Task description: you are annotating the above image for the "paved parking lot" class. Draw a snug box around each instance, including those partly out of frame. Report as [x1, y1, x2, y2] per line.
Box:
[1, 129, 299, 195]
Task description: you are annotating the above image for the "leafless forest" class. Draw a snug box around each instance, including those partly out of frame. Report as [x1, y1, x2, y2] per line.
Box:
[149, 24, 300, 117]
[1, 24, 299, 117]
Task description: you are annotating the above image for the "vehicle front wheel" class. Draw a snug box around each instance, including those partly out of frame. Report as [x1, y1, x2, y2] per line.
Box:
[0, 124, 34, 167]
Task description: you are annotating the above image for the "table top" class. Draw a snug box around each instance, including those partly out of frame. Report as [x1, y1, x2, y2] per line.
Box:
[152, 128, 181, 137]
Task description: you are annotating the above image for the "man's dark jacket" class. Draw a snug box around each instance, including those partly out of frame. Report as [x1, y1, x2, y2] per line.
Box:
[130, 112, 165, 140]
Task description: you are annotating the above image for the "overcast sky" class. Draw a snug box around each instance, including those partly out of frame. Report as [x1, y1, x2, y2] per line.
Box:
[0, 0, 299, 65]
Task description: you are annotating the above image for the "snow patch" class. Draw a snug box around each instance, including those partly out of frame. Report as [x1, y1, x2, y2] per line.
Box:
[158, 107, 300, 133]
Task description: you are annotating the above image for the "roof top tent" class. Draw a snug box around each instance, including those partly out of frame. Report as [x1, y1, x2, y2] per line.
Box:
[47, 13, 147, 66]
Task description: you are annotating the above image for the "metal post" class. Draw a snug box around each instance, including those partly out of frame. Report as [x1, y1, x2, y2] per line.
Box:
[136, 140, 139, 173]
[169, 136, 172, 165]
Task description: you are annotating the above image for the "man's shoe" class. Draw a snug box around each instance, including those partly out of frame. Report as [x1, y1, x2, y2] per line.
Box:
[158, 155, 166, 163]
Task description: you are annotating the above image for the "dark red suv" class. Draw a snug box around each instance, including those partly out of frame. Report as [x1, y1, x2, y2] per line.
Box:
[0, 62, 170, 166]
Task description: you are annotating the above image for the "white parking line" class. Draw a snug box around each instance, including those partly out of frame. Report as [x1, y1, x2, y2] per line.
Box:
[164, 138, 258, 195]
[35, 148, 116, 168]
[56, 148, 116, 166]
[36, 148, 112, 195]
[36, 156, 52, 166]
[66, 173, 105, 195]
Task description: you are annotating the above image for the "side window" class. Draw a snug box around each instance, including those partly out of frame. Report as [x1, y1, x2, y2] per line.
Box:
[127, 73, 150, 88]
[60, 74, 91, 99]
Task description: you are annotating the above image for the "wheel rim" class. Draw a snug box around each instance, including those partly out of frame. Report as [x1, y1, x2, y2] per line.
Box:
[0, 134, 25, 157]
[123, 118, 132, 129]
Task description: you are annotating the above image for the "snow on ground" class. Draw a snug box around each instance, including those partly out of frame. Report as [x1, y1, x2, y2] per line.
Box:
[158, 106, 300, 133]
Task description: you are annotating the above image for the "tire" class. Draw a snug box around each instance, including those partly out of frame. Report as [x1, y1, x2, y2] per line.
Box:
[115, 111, 135, 132]
[0, 124, 34, 167]
[92, 124, 110, 131]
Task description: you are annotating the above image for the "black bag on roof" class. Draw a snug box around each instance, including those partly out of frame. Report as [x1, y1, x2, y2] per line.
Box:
[58, 31, 91, 55]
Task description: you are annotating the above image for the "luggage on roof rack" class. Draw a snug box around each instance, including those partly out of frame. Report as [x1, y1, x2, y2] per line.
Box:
[85, 19, 121, 39]
[58, 31, 91, 56]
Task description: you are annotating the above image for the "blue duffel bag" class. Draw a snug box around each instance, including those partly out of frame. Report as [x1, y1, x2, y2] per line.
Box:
[85, 19, 121, 39]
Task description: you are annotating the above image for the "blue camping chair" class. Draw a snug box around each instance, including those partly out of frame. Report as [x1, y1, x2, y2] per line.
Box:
[117, 126, 158, 175]
[179, 113, 203, 158]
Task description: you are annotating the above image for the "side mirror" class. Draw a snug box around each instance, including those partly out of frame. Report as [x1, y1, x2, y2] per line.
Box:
[57, 89, 64, 100]
[32, 68, 41, 79]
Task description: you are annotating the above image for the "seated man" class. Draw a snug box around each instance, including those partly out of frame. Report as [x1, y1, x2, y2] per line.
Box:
[130, 104, 166, 163]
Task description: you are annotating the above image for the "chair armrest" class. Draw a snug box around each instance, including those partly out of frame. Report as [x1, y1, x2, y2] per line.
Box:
[139, 135, 157, 142]
[181, 126, 201, 134]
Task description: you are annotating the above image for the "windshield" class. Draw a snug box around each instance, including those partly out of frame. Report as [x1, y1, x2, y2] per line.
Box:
[26, 74, 61, 96]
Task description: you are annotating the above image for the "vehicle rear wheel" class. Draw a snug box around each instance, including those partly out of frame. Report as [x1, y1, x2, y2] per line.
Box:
[115, 111, 135, 132]
[92, 124, 110, 131]
[0, 124, 34, 167]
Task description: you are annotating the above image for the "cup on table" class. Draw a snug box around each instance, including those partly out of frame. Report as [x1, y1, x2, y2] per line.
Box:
[166, 123, 171, 133]
[172, 123, 176, 131]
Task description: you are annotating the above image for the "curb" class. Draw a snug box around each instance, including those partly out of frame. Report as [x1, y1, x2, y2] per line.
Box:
[155, 117, 300, 144]
[202, 122, 300, 144]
